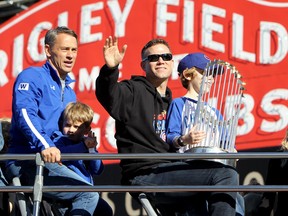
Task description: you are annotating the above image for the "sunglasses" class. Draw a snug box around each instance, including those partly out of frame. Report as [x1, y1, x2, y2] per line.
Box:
[142, 53, 173, 62]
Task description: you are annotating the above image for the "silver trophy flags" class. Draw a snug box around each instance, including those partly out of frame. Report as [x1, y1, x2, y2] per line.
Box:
[185, 60, 246, 167]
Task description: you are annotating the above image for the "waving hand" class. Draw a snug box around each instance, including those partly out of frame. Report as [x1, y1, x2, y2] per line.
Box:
[103, 36, 127, 68]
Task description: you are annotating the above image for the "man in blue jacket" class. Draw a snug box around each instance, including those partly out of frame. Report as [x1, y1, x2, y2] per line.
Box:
[6, 26, 99, 216]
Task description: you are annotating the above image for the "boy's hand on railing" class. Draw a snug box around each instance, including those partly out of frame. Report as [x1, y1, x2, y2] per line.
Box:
[41, 147, 62, 165]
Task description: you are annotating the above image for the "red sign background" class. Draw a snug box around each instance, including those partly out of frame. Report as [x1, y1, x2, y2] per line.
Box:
[0, 0, 287, 159]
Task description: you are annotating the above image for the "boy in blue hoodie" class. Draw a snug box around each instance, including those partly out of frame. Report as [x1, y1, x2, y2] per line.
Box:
[166, 53, 241, 216]
[52, 101, 112, 216]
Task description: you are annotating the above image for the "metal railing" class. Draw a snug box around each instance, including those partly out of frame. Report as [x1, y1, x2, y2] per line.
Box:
[2, 152, 288, 192]
[1, 152, 288, 192]
[1, 152, 288, 215]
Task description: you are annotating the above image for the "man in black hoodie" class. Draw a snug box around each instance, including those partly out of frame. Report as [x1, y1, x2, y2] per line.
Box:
[96, 36, 238, 216]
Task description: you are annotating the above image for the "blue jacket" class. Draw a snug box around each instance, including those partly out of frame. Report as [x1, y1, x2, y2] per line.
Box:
[51, 131, 104, 184]
[8, 61, 76, 154]
[166, 97, 224, 152]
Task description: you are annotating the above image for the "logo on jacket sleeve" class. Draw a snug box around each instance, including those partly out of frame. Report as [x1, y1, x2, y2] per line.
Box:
[18, 83, 29, 90]
[50, 85, 56, 90]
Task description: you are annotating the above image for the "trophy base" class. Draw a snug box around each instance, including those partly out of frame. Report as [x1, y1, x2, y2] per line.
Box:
[184, 147, 236, 167]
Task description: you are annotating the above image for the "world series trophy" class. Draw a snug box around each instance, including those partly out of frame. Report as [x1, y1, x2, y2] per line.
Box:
[185, 60, 246, 167]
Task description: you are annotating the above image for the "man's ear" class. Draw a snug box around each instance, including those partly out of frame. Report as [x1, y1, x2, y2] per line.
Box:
[183, 69, 192, 81]
[140, 61, 145, 71]
[45, 44, 51, 58]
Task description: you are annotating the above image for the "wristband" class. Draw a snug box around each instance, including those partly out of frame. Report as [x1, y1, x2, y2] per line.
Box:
[177, 136, 185, 147]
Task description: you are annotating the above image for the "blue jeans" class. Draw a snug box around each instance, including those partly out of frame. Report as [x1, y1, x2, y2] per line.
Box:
[236, 193, 245, 216]
[6, 160, 99, 216]
[130, 160, 238, 216]
[54, 197, 113, 216]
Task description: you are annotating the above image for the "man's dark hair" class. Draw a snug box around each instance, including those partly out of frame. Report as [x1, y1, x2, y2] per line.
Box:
[141, 38, 171, 59]
[45, 26, 78, 47]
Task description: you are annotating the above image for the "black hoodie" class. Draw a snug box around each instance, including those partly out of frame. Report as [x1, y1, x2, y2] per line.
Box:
[96, 65, 174, 184]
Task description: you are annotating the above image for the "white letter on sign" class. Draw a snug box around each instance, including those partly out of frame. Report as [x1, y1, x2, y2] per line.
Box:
[0, 50, 8, 87]
[259, 22, 288, 64]
[156, 0, 179, 37]
[232, 13, 256, 62]
[260, 89, 288, 132]
[182, 0, 194, 43]
[107, 0, 134, 37]
[28, 22, 52, 62]
[202, 4, 225, 53]
[80, 2, 104, 43]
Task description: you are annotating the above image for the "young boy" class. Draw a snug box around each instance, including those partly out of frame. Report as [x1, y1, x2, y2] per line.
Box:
[166, 53, 210, 152]
[165, 52, 240, 215]
[51, 101, 112, 216]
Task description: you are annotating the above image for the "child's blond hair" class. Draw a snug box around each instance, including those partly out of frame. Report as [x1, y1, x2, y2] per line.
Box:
[62, 102, 94, 128]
